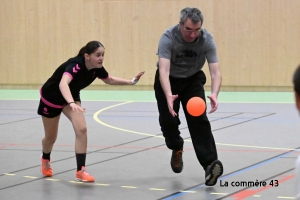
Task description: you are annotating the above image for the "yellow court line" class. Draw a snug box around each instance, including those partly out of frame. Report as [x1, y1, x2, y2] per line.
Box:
[45, 178, 59, 181]
[149, 188, 166, 191]
[277, 197, 295, 199]
[121, 186, 137, 189]
[180, 191, 196, 193]
[3, 173, 16, 176]
[95, 183, 110, 186]
[69, 181, 83, 184]
[253, 195, 261, 197]
[93, 102, 299, 152]
[23, 176, 37, 179]
[211, 193, 228, 195]
[93, 101, 164, 139]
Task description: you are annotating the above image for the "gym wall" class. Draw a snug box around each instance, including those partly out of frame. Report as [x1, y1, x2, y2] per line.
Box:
[1, 0, 299, 91]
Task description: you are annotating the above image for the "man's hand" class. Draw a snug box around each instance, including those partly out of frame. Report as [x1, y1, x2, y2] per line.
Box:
[167, 94, 179, 117]
[207, 94, 218, 114]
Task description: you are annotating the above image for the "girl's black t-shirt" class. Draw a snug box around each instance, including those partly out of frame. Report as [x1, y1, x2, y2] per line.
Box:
[41, 56, 108, 105]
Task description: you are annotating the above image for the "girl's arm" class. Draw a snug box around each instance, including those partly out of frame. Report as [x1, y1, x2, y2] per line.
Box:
[59, 75, 85, 112]
[102, 71, 145, 85]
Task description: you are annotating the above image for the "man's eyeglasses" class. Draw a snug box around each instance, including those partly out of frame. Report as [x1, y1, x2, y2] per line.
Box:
[184, 27, 201, 34]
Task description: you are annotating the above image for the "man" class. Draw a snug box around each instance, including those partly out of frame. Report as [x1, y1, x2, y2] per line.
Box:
[154, 7, 223, 186]
[293, 65, 300, 199]
[293, 65, 300, 115]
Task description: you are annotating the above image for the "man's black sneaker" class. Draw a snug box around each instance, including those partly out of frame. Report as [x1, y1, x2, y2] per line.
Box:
[205, 160, 223, 186]
[171, 148, 183, 173]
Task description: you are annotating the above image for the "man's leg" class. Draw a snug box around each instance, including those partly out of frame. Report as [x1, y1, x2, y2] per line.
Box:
[154, 70, 184, 173]
[181, 71, 223, 185]
[154, 70, 183, 149]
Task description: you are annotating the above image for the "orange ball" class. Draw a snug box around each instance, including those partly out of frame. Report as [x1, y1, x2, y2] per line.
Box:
[186, 97, 206, 116]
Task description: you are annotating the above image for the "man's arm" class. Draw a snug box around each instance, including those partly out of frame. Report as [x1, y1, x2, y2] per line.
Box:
[159, 58, 172, 96]
[158, 57, 178, 117]
[207, 62, 222, 113]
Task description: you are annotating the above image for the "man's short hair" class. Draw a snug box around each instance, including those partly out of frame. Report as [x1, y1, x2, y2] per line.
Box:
[180, 7, 204, 25]
[293, 65, 300, 95]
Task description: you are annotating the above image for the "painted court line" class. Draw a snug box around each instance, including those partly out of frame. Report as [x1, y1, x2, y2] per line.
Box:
[0, 97, 296, 199]
[3, 173, 16, 176]
[180, 191, 196, 193]
[23, 176, 37, 179]
[121, 186, 137, 189]
[69, 181, 83, 184]
[91, 101, 299, 199]
[211, 192, 227, 195]
[1, 172, 295, 198]
[95, 183, 110, 186]
[93, 102, 298, 152]
[150, 188, 166, 191]
[45, 178, 59, 181]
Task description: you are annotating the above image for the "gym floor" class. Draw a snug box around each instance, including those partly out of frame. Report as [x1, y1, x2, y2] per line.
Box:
[0, 90, 299, 200]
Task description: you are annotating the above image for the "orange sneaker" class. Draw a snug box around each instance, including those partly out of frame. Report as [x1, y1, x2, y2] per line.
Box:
[40, 155, 53, 177]
[75, 166, 95, 182]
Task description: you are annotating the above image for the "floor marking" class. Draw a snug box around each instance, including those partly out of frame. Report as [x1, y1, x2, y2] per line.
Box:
[93, 102, 299, 152]
[95, 183, 110, 186]
[150, 188, 166, 191]
[121, 186, 137, 189]
[216, 143, 299, 152]
[23, 176, 37, 179]
[277, 197, 295, 199]
[211, 193, 227, 195]
[93, 101, 165, 139]
[45, 178, 59, 181]
[3, 173, 16, 176]
[69, 181, 83, 184]
[253, 195, 261, 197]
[180, 191, 196, 193]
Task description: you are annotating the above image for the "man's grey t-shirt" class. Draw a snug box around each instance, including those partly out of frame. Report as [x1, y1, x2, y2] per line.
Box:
[156, 24, 218, 78]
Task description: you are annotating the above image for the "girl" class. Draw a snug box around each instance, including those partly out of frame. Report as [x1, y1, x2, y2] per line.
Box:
[38, 41, 144, 182]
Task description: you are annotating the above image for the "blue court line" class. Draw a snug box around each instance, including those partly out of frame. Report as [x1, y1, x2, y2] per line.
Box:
[163, 150, 296, 200]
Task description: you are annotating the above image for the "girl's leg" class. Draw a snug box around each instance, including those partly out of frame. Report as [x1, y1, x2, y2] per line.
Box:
[62, 102, 87, 154]
[42, 115, 60, 154]
[62, 102, 94, 182]
[41, 115, 60, 177]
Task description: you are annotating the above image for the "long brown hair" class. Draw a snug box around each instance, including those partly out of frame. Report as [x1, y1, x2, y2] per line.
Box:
[77, 41, 105, 57]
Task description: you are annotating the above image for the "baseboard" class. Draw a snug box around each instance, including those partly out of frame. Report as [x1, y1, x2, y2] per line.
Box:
[0, 84, 293, 92]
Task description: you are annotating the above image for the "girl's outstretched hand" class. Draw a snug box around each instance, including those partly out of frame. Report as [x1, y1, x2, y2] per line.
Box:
[131, 71, 145, 85]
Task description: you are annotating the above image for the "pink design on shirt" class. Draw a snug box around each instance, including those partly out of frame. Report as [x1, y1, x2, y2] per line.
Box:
[63, 72, 73, 80]
[73, 64, 81, 73]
